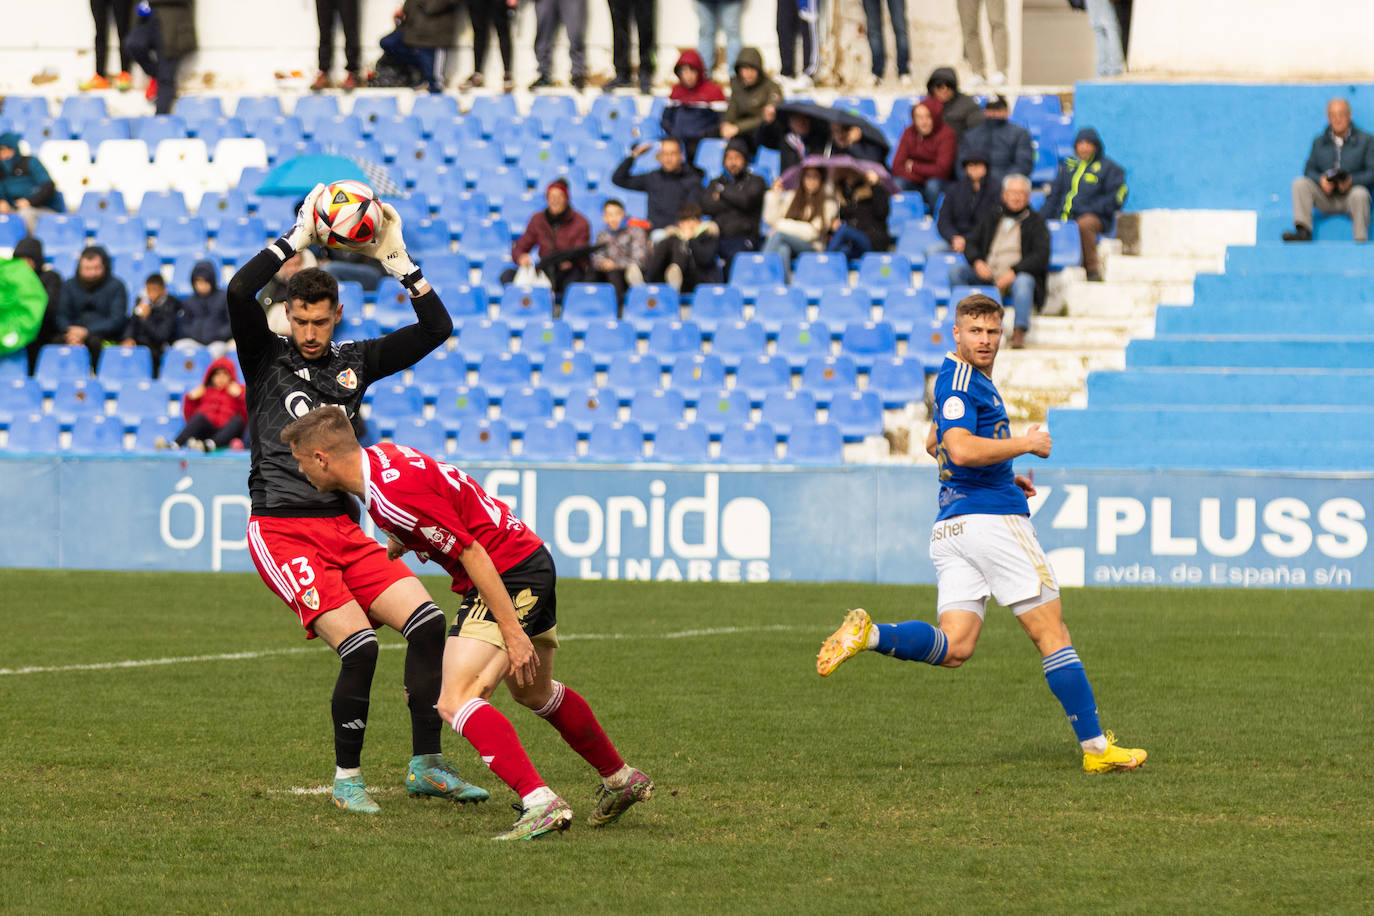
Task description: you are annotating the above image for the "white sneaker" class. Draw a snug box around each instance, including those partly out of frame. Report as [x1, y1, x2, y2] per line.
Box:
[987, 71, 1007, 87]
[793, 73, 814, 91]
[899, 73, 915, 90]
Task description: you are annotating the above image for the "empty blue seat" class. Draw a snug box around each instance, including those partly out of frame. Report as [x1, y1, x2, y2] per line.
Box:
[175, 96, 225, 123]
[1031, 145, 1059, 185]
[460, 320, 514, 366]
[68, 414, 126, 452]
[563, 386, 619, 434]
[921, 252, 963, 302]
[52, 379, 108, 423]
[497, 285, 555, 330]
[60, 95, 108, 125]
[410, 94, 461, 135]
[410, 349, 468, 397]
[388, 417, 449, 456]
[130, 414, 177, 452]
[136, 115, 188, 148]
[475, 352, 533, 399]
[350, 95, 400, 129]
[518, 419, 580, 462]
[529, 94, 579, 129]
[335, 280, 365, 312]
[195, 189, 251, 234]
[91, 214, 148, 254]
[728, 251, 785, 297]
[689, 285, 745, 335]
[158, 344, 212, 392]
[882, 286, 937, 338]
[517, 319, 574, 369]
[647, 320, 704, 358]
[0, 377, 44, 420]
[650, 421, 710, 463]
[138, 190, 190, 230]
[709, 319, 767, 369]
[292, 95, 341, 133]
[155, 216, 208, 252]
[733, 354, 792, 403]
[214, 216, 269, 263]
[623, 284, 680, 333]
[0, 350, 27, 381]
[586, 420, 645, 462]
[792, 251, 848, 300]
[800, 355, 858, 405]
[718, 421, 778, 463]
[458, 219, 510, 261]
[832, 96, 879, 120]
[667, 353, 727, 402]
[541, 349, 598, 400]
[0, 214, 25, 248]
[561, 283, 619, 333]
[907, 316, 957, 371]
[775, 320, 832, 368]
[751, 285, 809, 335]
[478, 253, 516, 300]
[589, 95, 637, 127]
[868, 357, 926, 408]
[784, 422, 844, 464]
[828, 389, 884, 441]
[113, 379, 171, 423]
[948, 284, 1001, 308]
[760, 390, 817, 437]
[628, 387, 686, 435]
[895, 217, 941, 265]
[234, 96, 284, 123]
[500, 386, 555, 433]
[1049, 219, 1082, 269]
[33, 213, 87, 257]
[697, 388, 752, 437]
[887, 194, 926, 236]
[368, 384, 426, 429]
[453, 418, 511, 460]
[581, 320, 637, 369]
[840, 320, 898, 370]
[35, 345, 92, 388]
[605, 353, 662, 402]
[857, 253, 913, 297]
[433, 384, 491, 425]
[3, 96, 51, 122]
[4, 412, 59, 452]
[693, 137, 729, 172]
[815, 285, 873, 328]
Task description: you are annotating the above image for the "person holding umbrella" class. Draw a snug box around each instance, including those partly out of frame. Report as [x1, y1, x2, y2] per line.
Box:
[761, 165, 838, 280]
[827, 166, 892, 260]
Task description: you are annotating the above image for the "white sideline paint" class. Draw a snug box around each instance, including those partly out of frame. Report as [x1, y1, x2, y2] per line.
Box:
[0, 625, 806, 677]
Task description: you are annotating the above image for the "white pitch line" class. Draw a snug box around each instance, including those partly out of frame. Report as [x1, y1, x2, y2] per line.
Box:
[0, 625, 808, 677]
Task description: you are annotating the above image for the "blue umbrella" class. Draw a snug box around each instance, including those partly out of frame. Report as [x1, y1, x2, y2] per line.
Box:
[256, 153, 402, 198]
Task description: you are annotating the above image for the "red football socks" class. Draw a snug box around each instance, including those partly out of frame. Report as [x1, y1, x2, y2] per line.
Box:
[533, 681, 625, 778]
[452, 698, 545, 797]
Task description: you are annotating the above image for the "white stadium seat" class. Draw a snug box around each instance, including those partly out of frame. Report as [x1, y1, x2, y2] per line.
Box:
[212, 138, 268, 189]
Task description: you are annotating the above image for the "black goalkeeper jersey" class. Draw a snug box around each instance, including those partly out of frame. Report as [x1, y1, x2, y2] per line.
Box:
[226, 249, 453, 516]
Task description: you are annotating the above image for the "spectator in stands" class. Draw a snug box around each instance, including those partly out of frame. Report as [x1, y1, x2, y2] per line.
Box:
[160, 356, 247, 452]
[645, 203, 720, 292]
[590, 198, 649, 303]
[661, 49, 727, 162]
[1040, 127, 1127, 280]
[958, 95, 1033, 185]
[719, 48, 783, 153]
[126, 0, 197, 116]
[611, 138, 705, 234]
[258, 249, 317, 335]
[530, 0, 588, 90]
[0, 250, 47, 363]
[827, 168, 892, 260]
[776, 0, 819, 91]
[379, 0, 461, 94]
[120, 272, 181, 368]
[926, 67, 984, 138]
[935, 146, 997, 255]
[890, 97, 956, 213]
[603, 0, 655, 94]
[823, 121, 887, 166]
[761, 166, 838, 279]
[57, 246, 130, 370]
[462, 0, 516, 92]
[1282, 98, 1373, 244]
[504, 178, 592, 297]
[951, 173, 1049, 349]
[861, 0, 912, 87]
[176, 259, 232, 356]
[15, 237, 62, 372]
[702, 138, 767, 266]
[80, 0, 134, 91]
[956, 0, 1008, 87]
[697, 0, 743, 79]
[757, 109, 825, 174]
[313, 0, 362, 91]
[0, 133, 65, 232]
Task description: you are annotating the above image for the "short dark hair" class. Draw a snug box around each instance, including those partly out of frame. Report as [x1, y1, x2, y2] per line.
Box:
[985, 95, 1009, 112]
[677, 202, 703, 222]
[286, 267, 339, 309]
[144, 273, 166, 287]
[603, 198, 625, 211]
[955, 293, 1004, 323]
[280, 405, 357, 452]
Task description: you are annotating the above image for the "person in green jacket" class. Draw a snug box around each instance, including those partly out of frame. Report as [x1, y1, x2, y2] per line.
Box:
[0, 257, 48, 359]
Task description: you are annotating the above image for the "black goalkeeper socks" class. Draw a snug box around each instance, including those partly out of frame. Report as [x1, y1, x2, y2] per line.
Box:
[402, 602, 446, 757]
[332, 629, 379, 769]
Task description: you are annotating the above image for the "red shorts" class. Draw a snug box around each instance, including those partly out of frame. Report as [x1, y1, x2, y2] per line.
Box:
[247, 515, 414, 637]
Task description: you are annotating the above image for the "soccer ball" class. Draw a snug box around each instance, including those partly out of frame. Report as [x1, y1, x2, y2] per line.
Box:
[313, 179, 382, 249]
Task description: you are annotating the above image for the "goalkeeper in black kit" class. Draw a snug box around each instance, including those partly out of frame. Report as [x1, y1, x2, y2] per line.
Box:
[225, 184, 486, 813]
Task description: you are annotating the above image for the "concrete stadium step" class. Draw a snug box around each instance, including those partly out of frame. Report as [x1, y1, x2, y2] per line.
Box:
[993, 348, 1127, 421]
[1058, 278, 1195, 318]
[1028, 315, 1155, 349]
[1103, 254, 1224, 284]
[1118, 210, 1258, 259]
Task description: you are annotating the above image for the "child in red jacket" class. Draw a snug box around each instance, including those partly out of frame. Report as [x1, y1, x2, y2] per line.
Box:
[160, 356, 248, 452]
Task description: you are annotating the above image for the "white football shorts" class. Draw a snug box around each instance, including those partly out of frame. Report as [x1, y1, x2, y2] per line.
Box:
[929, 513, 1059, 617]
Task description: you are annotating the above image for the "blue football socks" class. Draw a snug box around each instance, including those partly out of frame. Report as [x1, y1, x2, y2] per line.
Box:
[1042, 647, 1102, 742]
[875, 621, 948, 665]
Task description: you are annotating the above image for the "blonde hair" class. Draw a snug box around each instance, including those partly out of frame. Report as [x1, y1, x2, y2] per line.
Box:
[280, 406, 357, 454]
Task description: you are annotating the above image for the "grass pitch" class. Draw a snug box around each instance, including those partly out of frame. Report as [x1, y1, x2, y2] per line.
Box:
[2, 572, 1371, 913]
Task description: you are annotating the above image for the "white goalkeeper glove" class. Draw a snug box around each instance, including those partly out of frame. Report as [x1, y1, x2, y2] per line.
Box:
[358, 202, 424, 291]
[274, 183, 326, 256]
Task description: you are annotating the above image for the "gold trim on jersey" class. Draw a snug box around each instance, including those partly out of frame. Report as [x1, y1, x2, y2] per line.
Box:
[945, 353, 974, 392]
[1002, 515, 1056, 589]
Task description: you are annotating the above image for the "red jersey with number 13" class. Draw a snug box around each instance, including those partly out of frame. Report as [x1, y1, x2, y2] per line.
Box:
[361, 442, 543, 592]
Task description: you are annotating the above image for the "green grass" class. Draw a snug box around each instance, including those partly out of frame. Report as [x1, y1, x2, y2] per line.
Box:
[2, 572, 1372, 913]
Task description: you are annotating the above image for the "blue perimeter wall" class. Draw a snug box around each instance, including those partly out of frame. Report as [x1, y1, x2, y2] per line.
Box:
[3, 457, 1369, 589]
[1073, 82, 1374, 212]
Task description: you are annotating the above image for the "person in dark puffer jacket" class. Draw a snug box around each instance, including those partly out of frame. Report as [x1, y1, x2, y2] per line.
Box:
[611, 138, 705, 232]
[925, 66, 984, 138]
[175, 259, 232, 354]
[701, 137, 766, 267]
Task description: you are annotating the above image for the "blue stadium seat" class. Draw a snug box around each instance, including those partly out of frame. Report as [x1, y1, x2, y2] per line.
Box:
[921, 252, 963, 302]
[623, 284, 680, 333]
[141, 190, 193, 230]
[667, 353, 727, 402]
[135, 115, 188, 148]
[907, 316, 957, 371]
[815, 285, 874, 328]
[97, 346, 154, 385]
[882, 286, 937, 338]
[887, 195, 925, 235]
[709, 319, 767, 369]
[52, 379, 108, 424]
[499, 385, 556, 434]
[868, 356, 926, 408]
[292, 95, 341, 134]
[0, 350, 27, 381]
[949, 284, 1001, 308]
[3, 96, 51, 122]
[541, 349, 598, 400]
[22, 116, 75, 144]
[784, 421, 844, 464]
[751, 285, 809, 335]
[430, 119, 489, 162]
[459, 319, 514, 366]
[560, 284, 619, 333]
[432, 384, 491, 426]
[585, 420, 645, 462]
[605, 354, 662, 402]
[130, 414, 177, 452]
[687, 285, 746, 336]
[195, 189, 250, 235]
[95, 215, 149, 255]
[350, 95, 400, 130]
[828, 389, 884, 441]
[462, 219, 514, 263]
[831, 96, 879, 120]
[895, 218, 941, 265]
[405, 218, 452, 258]
[733, 354, 793, 403]
[1048, 219, 1082, 269]
[410, 349, 468, 398]
[718, 421, 778, 463]
[475, 352, 533, 400]
[774, 320, 832, 369]
[425, 255, 473, 294]
[387, 417, 449, 456]
[368, 384, 426, 429]
[857, 253, 914, 298]
[760, 390, 817, 437]
[233, 96, 284, 123]
[35, 345, 93, 389]
[646, 320, 704, 358]
[728, 251, 786, 299]
[840, 320, 898, 370]
[339, 315, 382, 341]
[649, 421, 710, 463]
[334, 280, 364, 312]
[32, 214, 87, 259]
[800, 355, 858, 406]
[518, 419, 580, 462]
[59, 95, 108, 125]
[0, 214, 25, 249]
[792, 251, 848, 301]
[4, 412, 59, 452]
[515, 141, 572, 182]
[582, 320, 638, 369]
[588, 95, 637, 127]
[628, 387, 686, 435]
[562, 387, 619, 435]
[517, 319, 575, 369]
[158, 344, 212, 393]
[693, 137, 729, 172]
[1031, 145, 1059, 185]
[213, 216, 268, 263]
[697, 388, 752, 438]
[113, 379, 172, 424]
[529, 95, 579, 131]
[496, 285, 555, 330]
[175, 96, 225, 123]
[410, 94, 461, 135]
[0, 377, 44, 421]
[478, 253, 516, 300]
[389, 194, 432, 227]
[373, 282, 423, 333]
[76, 188, 129, 223]
[453, 418, 512, 460]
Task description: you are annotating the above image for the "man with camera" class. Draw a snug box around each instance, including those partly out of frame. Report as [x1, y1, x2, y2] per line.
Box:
[1284, 98, 1373, 243]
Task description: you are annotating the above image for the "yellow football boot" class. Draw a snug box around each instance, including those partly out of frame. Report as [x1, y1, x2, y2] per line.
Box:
[816, 608, 874, 676]
[1082, 730, 1148, 774]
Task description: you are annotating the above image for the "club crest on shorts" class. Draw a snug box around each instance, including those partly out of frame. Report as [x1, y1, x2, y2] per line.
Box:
[301, 587, 320, 611]
[336, 368, 358, 390]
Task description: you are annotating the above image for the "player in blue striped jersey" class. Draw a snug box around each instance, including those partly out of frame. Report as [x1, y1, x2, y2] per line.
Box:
[818, 293, 1146, 774]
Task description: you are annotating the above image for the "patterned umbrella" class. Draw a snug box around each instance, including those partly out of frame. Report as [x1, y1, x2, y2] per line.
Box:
[779, 154, 899, 193]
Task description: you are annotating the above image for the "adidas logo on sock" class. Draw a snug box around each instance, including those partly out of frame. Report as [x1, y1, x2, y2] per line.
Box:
[341, 719, 366, 730]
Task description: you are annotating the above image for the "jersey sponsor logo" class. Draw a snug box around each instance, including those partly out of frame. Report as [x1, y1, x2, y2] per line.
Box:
[300, 586, 320, 610]
[930, 520, 966, 542]
[336, 368, 358, 390]
[420, 524, 458, 555]
[285, 390, 314, 418]
[942, 396, 966, 420]
[382, 468, 400, 483]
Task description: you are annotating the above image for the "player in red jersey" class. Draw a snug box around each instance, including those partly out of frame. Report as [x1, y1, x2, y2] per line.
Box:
[281, 406, 654, 840]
